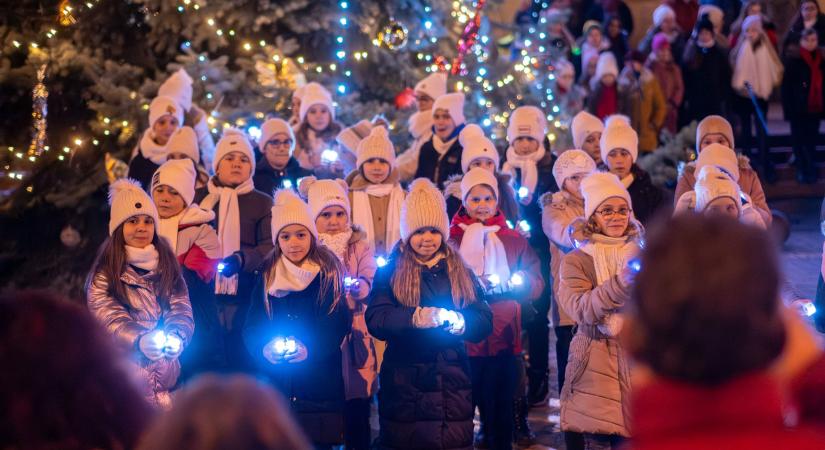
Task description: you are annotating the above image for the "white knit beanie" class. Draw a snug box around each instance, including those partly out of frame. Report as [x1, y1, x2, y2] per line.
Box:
[108, 178, 160, 235]
[695, 143, 740, 182]
[507, 105, 547, 144]
[431, 93, 466, 126]
[271, 189, 318, 240]
[696, 115, 735, 151]
[459, 124, 499, 173]
[414, 72, 448, 100]
[401, 178, 450, 242]
[356, 126, 396, 168]
[591, 52, 619, 90]
[600, 115, 639, 163]
[298, 176, 351, 220]
[165, 126, 200, 163]
[571, 111, 604, 149]
[461, 167, 500, 202]
[582, 172, 633, 219]
[151, 159, 197, 206]
[652, 4, 675, 27]
[299, 85, 335, 122]
[158, 68, 193, 112]
[149, 96, 184, 128]
[213, 128, 256, 173]
[259, 118, 295, 155]
[695, 165, 742, 213]
[553, 149, 597, 188]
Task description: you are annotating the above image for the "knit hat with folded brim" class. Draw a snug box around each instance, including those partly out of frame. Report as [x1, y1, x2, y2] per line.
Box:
[108, 178, 160, 235]
[401, 178, 450, 242]
[271, 188, 318, 241]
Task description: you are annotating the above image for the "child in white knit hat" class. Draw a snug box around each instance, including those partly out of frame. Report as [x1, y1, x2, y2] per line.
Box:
[86, 178, 193, 409]
[586, 52, 620, 119]
[158, 68, 216, 170]
[412, 92, 467, 187]
[397, 72, 448, 182]
[676, 165, 767, 229]
[242, 188, 349, 448]
[558, 172, 642, 448]
[291, 83, 350, 177]
[128, 95, 184, 189]
[600, 115, 665, 225]
[442, 124, 519, 223]
[365, 178, 492, 450]
[252, 118, 312, 197]
[571, 111, 605, 164]
[151, 159, 224, 379]
[448, 168, 544, 449]
[299, 176, 378, 450]
[539, 149, 596, 426]
[194, 128, 273, 372]
[345, 126, 406, 257]
[166, 126, 209, 188]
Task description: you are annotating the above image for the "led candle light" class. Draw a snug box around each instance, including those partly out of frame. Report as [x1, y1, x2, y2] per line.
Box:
[510, 272, 524, 286]
[375, 256, 388, 267]
[321, 149, 339, 164]
[271, 336, 297, 355]
[149, 330, 182, 356]
[282, 179, 293, 189]
[217, 262, 226, 273]
[518, 186, 529, 199]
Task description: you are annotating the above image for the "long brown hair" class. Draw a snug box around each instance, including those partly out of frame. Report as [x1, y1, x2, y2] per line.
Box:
[390, 240, 478, 309]
[263, 236, 345, 315]
[295, 119, 343, 154]
[87, 223, 185, 309]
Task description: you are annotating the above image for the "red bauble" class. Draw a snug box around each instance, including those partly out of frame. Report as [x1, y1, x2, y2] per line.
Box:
[395, 87, 416, 110]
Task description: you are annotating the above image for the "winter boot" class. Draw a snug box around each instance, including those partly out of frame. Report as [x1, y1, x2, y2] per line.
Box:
[513, 396, 536, 447]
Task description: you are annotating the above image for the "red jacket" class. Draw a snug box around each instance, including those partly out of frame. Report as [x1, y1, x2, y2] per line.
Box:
[449, 209, 544, 356]
[627, 356, 825, 450]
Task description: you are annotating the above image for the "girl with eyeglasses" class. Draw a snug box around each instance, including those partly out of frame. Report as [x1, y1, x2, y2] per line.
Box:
[253, 118, 312, 197]
[557, 172, 644, 450]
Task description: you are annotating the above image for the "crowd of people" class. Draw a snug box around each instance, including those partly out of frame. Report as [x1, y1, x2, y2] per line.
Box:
[3, 2, 825, 450]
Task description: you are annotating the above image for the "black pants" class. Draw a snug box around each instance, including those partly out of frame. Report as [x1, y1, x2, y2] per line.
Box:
[470, 354, 519, 450]
[790, 115, 821, 181]
[554, 325, 575, 393]
[344, 397, 371, 450]
[525, 250, 552, 391]
[733, 95, 771, 172]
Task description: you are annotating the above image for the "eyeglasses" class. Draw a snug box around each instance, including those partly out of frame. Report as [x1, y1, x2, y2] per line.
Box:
[267, 139, 293, 148]
[595, 208, 632, 218]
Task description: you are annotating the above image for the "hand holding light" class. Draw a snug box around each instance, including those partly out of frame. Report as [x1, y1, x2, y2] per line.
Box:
[217, 253, 243, 277]
[140, 329, 183, 360]
[263, 336, 307, 364]
[436, 308, 466, 336]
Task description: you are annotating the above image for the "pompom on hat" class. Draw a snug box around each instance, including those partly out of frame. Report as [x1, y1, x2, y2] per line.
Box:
[414, 72, 448, 101]
[298, 176, 351, 220]
[158, 68, 194, 112]
[400, 178, 450, 242]
[108, 178, 160, 235]
[165, 126, 200, 163]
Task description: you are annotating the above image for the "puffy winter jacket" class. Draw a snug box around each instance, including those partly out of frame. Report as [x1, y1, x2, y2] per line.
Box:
[626, 165, 667, 225]
[443, 172, 520, 225]
[86, 266, 194, 408]
[619, 67, 667, 153]
[541, 191, 585, 327]
[414, 134, 465, 189]
[253, 156, 312, 198]
[366, 252, 493, 450]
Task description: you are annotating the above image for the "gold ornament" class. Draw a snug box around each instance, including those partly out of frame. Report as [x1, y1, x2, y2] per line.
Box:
[27, 64, 48, 157]
[105, 152, 129, 183]
[378, 19, 409, 51]
[58, 0, 76, 26]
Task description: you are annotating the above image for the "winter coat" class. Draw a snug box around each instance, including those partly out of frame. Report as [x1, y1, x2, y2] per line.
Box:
[681, 40, 732, 123]
[782, 48, 825, 120]
[782, 14, 825, 59]
[628, 356, 825, 450]
[365, 253, 493, 450]
[252, 156, 312, 198]
[414, 135, 464, 189]
[128, 151, 160, 191]
[346, 169, 406, 257]
[645, 58, 684, 134]
[243, 273, 350, 445]
[619, 67, 668, 152]
[674, 158, 772, 226]
[557, 249, 632, 437]
[638, 27, 686, 63]
[448, 209, 544, 357]
[341, 227, 379, 400]
[626, 165, 666, 225]
[87, 266, 194, 408]
[541, 191, 585, 328]
[443, 172, 520, 225]
[607, 31, 631, 69]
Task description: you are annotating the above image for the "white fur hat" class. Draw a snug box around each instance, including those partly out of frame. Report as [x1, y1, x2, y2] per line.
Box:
[695, 165, 742, 213]
[431, 93, 466, 126]
[582, 172, 632, 219]
[108, 178, 160, 235]
[553, 149, 597, 188]
[600, 115, 638, 163]
[165, 126, 200, 163]
[213, 128, 256, 173]
[695, 143, 740, 182]
[260, 118, 296, 154]
[461, 167, 500, 202]
[151, 158, 197, 206]
[571, 111, 604, 149]
[459, 124, 499, 173]
[271, 188, 318, 240]
[653, 4, 676, 27]
[414, 72, 448, 100]
[507, 105, 547, 144]
[298, 176, 351, 220]
[158, 69, 193, 112]
[356, 125, 396, 168]
[299, 84, 335, 122]
[401, 178, 450, 241]
[148, 96, 184, 128]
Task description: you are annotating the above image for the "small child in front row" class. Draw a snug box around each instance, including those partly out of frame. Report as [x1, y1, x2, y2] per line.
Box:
[300, 176, 378, 450]
[242, 189, 350, 448]
[151, 159, 224, 380]
[449, 168, 544, 450]
[365, 179, 493, 450]
[86, 179, 194, 409]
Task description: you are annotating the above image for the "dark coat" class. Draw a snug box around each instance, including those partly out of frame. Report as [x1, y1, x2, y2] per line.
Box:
[627, 165, 666, 225]
[681, 40, 732, 124]
[128, 151, 160, 191]
[252, 156, 312, 198]
[177, 267, 225, 381]
[782, 14, 825, 59]
[365, 254, 493, 450]
[414, 138, 464, 189]
[781, 49, 825, 120]
[243, 274, 350, 445]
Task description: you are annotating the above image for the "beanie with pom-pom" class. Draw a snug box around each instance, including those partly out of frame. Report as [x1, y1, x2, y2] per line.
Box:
[459, 124, 499, 173]
[600, 115, 638, 163]
[298, 176, 351, 220]
[356, 125, 396, 168]
[270, 188, 318, 241]
[158, 68, 193, 112]
[695, 143, 740, 182]
[165, 126, 200, 163]
[108, 178, 160, 235]
[401, 178, 450, 241]
[431, 93, 466, 126]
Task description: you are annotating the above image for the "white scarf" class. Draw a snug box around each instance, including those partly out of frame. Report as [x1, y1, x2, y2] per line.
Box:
[319, 228, 353, 263]
[126, 244, 159, 271]
[351, 184, 404, 255]
[732, 40, 782, 100]
[502, 144, 546, 202]
[157, 212, 183, 255]
[408, 111, 433, 140]
[620, 173, 635, 189]
[200, 177, 255, 295]
[267, 256, 321, 298]
[458, 222, 511, 283]
[139, 129, 169, 165]
[432, 134, 458, 156]
[581, 234, 639, 336]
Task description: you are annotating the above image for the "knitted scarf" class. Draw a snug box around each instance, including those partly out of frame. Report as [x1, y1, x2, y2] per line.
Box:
[267, 256, 321, 298]
[351, 183, 404, 255]
[503, 144, 546, 203]
[801, 48, 824, 113]
[580, 233, 639, 336]
[319, 228, 353, 263]
[457, 222, 510, 283]
[126, 244, 159, 271]
[139, 129, 169, 165]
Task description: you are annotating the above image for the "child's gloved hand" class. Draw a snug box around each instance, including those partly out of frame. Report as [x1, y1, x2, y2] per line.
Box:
[218, 252, 243, 277]
[412, 307, 442, 329]
[138, 329, 168, 361]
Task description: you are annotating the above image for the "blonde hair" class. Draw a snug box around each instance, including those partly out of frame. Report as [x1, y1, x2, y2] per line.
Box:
[390, 240, 478, 309]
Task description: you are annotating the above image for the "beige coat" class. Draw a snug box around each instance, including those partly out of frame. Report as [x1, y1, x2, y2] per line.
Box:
[558, 250, 633, 437]
[87, 267, 194, 408]
[541, 191, 585, 327]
